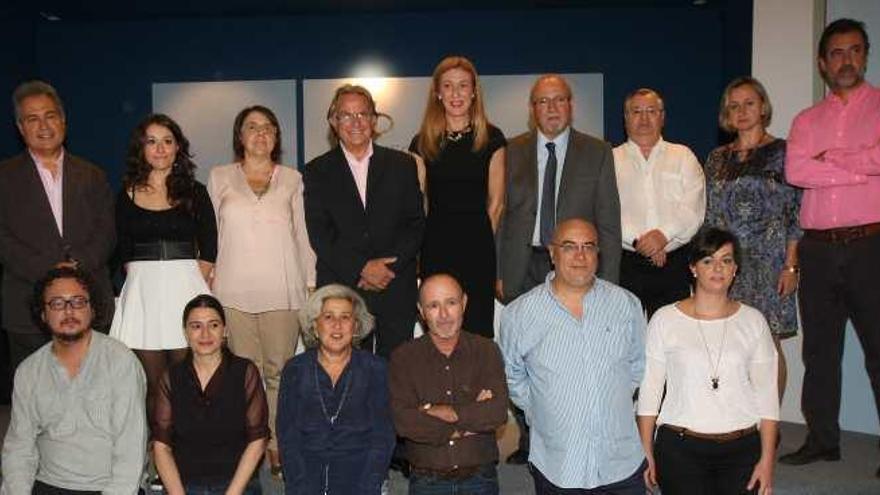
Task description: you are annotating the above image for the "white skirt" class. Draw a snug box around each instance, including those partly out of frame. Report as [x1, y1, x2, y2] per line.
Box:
[110, 259, 211, 350]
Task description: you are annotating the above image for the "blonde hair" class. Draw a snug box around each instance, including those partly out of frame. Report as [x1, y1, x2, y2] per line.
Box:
[415, 56, 491, 162]
[718, 76, 773, 133]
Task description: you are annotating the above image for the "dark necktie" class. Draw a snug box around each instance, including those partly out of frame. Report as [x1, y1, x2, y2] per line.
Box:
[540, 141, 557, 247]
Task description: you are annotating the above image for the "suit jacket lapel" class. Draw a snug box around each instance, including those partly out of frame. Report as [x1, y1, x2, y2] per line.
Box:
[61, 154, 77, 241]
[365, 144, 386, 214]
[526, 132, 539, 216]
[23, 153, 63, 240]
[556, 129, 579, 218]
[332, 146, 367, 214]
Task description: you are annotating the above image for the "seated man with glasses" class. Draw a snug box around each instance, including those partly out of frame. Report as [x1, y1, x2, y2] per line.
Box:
[1, 267, 147, 495]
[500, 219, 648, 494]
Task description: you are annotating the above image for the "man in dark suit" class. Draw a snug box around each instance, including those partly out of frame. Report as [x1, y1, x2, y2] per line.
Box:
[498, 74, 621, 301]
[0, 80, 115, 369]
[496, 74, 622, 465]
[304, 84, 425, 359]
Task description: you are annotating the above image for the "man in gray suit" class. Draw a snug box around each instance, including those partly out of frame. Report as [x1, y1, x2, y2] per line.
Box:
[496, 74, 621, 464]
[0, 81, 115, 369]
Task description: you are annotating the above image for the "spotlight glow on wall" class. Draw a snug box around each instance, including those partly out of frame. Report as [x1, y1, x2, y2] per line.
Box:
[350, 61, 391, 99]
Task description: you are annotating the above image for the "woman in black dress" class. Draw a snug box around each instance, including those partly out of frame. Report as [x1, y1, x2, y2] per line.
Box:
[410, 56, 506, 337]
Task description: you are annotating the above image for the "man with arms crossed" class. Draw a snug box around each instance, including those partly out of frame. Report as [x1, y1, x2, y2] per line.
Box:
[780, 19, 880, 478]
[390, 273, 508, 494]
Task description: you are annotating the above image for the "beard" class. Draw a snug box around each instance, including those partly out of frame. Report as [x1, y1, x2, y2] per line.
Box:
[51, 316, 91, 343]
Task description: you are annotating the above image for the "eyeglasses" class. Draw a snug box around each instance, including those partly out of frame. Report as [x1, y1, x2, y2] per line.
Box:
[242, 123, 277, 135]
[626, 107, 664, 118]
[533, 96, 570, 108]
[45, 296, 90, 311]
[553, 242, 600, 255]
[334, 112, 374, 124]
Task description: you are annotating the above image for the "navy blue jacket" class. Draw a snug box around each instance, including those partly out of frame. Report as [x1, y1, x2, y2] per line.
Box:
[277, 348, 394, 494]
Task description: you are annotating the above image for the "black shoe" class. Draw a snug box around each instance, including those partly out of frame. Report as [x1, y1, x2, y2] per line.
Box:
[389, 457, 410, 478]
[506, 449, 529, 465]
[876, 464, 880, 479]
[778, 443, 841, 465]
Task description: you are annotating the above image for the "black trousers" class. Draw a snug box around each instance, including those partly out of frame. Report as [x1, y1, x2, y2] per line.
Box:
[619, 245, 692, 318]
[32, 480, 101, 495]
[798, 232, 880, 449]
[654, 426, 760, 495]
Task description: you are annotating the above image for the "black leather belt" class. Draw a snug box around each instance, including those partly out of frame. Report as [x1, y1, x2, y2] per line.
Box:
[410, 464, 483, 480]
[663, 424, 758, 443]
[131, 240, 196, 261]
[804, 222, 880, 244]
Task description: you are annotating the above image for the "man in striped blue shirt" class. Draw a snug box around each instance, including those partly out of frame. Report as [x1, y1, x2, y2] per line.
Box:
[500, 218, 647, 493]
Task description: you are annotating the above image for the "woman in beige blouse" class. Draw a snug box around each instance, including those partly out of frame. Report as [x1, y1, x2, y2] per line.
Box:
[208, 105, 315, 476]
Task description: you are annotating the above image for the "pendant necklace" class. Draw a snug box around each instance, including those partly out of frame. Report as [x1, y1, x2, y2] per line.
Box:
[696, 314, 727, 391]
[314, 359, 352, 425]
[445, 124, 472, 143]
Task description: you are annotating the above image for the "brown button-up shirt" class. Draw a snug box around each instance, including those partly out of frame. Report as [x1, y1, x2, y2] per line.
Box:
[389, 331, 509, 471]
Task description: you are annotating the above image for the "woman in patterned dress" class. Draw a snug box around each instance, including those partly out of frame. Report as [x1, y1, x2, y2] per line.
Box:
[703, 76, 802, 400]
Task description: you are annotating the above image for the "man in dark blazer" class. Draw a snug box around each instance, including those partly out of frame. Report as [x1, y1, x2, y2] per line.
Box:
[498, 74, 621, 303]
[304, 84, 425, 359]
[496, 74, 621, 465]
[0, 81, 115, 369]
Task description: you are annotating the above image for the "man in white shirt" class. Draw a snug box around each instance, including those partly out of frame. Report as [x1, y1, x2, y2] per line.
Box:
[613, 88, 705, 317]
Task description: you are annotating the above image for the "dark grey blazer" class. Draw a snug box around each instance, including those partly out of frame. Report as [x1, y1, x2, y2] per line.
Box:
[498, 128, 621, 300]
[0, 152, 115, 334]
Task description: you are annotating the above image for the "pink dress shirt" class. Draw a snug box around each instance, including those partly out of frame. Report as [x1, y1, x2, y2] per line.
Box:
[31, 149, 65, 236]
[785, 82, 880, 229]
[208, 163, 316, 313]
[341, 141, 373, 206]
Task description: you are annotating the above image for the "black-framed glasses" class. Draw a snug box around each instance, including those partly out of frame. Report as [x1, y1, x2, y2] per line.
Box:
[45, 296, 90, 311]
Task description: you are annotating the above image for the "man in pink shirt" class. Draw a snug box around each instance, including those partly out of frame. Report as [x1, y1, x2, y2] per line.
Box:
[0, 81, 115, 370]
[781, 19, 880, 477]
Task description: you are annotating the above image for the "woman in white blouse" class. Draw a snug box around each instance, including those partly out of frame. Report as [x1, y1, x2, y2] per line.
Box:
[637, 227, 778, 495]
[208, 105, 316, 476]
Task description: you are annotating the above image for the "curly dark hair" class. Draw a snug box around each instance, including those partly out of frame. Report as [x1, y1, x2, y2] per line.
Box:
[123, 113, 197, 213]
[30, 267, 100, 335]
[232, 105, 282, 163]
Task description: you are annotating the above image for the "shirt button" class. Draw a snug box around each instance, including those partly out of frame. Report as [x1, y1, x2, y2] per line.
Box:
[449, 440, 455, 446]
[446, 390, 452, 396]
[453, 465, 458, 469]
[444, 365, 450, 371]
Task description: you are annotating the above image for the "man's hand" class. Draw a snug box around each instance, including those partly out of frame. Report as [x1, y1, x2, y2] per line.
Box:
[423, 404, 459, 424]
[475, 389, 493, 402]
[494, 279, 504, 301]
[649, 250, 667, 268]
[635, 230, 668, 258]
[359, 257, 397, 291]
[55, 260, 78, 270]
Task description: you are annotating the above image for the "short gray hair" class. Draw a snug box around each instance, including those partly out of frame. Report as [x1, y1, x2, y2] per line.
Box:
[13, 80, 65, 123]
[299, 284, 375, 348]
[623, 87, 664, 112]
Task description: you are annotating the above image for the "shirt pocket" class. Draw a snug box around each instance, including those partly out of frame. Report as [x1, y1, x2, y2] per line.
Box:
[83, 390, 114, 436]
[659, 171, 684, 200]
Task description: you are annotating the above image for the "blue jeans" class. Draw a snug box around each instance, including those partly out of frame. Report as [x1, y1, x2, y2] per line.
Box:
[185, 477, 261, 495]
[408, 463, 499, 495]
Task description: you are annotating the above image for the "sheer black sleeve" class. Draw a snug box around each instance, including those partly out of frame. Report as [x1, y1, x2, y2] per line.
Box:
[243, 360, 270, 442]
